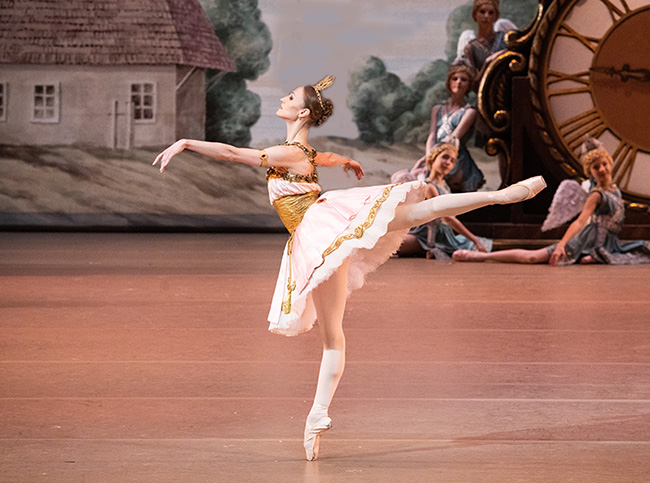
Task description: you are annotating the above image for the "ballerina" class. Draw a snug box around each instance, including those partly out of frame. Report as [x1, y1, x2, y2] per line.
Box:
[153, 75, 546, 460]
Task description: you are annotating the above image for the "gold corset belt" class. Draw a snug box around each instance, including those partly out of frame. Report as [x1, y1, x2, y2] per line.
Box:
[272, 191, 320, 233]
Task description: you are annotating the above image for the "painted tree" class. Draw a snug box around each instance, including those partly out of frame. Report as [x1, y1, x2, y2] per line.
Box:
[199, 0, 272, 146]
[347, 57, 418, 144]
[350, 0, 538, 146]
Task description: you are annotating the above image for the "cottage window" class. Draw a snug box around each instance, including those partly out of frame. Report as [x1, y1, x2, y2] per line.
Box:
[130, 83, 156, 122]
[0, 83, 6, 121]
[32, 84, 60, 123]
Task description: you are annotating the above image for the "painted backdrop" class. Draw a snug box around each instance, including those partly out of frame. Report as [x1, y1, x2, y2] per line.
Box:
[0, 0, 534, 229]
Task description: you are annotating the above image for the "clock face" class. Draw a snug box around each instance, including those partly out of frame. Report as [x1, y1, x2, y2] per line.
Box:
[535, 0, 650, 203]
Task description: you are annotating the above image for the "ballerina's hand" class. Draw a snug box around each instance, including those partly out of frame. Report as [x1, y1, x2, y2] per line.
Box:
[475, 240, 487, 253]
[153, 140, 185, 172]
[549, 245, 566, 267]
[342, 160, 364, 180]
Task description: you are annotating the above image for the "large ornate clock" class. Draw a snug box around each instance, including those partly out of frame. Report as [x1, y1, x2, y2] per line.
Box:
[529, 0, 650, 205]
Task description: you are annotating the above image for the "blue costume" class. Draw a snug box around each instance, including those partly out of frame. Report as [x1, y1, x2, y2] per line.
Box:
[434, 103, 484, 192]
[466, 30, 507, 71]
[546, 185, 650, 265]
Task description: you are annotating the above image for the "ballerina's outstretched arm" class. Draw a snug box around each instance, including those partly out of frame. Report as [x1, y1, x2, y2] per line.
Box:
[153, 139, 310, 173]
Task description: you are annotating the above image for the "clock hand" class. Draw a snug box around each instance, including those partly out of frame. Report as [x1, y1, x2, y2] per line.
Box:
[590, 64, 650, 83]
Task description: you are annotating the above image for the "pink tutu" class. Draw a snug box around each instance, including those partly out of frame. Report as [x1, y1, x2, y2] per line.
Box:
[268, 180, 426, 336]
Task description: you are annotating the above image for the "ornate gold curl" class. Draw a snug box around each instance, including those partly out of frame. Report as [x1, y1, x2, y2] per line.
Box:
[313, 75, 335, 93]
[312, 75, 335, 118]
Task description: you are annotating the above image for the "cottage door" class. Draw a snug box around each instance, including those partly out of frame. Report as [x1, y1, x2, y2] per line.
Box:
[110, 99, 133, 150]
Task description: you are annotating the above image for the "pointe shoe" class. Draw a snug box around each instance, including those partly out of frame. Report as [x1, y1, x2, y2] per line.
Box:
[304, 416, 332, 461]
[497, 176, 546, 204]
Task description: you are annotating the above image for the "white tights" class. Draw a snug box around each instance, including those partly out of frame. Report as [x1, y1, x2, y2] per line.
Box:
[309, 258, 348, 423]
[389, 189, 500, 232]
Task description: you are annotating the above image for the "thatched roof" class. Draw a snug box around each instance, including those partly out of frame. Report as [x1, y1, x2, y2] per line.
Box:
[0, 0, 236, 71]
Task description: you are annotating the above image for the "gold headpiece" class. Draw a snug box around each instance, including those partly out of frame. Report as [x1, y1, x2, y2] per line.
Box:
[312, 75, 335, 113]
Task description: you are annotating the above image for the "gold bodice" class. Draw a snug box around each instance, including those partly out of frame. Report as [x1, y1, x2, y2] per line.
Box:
[268, 141, 321, 233]
[272, 191, 320, 233]
[266, 141, 318, 184]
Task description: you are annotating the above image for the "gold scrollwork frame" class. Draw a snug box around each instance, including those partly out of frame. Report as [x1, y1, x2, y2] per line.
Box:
[477, 0, 545, 185]
[528, 0, 580, 176]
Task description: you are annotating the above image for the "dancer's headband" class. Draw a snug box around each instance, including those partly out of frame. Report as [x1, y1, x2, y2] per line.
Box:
[312, 75, 335, 114]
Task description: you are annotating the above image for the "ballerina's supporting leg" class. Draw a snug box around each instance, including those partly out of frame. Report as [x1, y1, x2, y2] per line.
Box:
[305, 258, 349, 461]
[389, 176, 546, 232]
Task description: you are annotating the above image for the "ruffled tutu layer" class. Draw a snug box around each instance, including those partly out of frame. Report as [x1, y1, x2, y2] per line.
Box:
[268, 180, 426, 336]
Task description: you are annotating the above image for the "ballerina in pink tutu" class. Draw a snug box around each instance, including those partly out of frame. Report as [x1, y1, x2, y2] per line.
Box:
[153, 75, 546, 461]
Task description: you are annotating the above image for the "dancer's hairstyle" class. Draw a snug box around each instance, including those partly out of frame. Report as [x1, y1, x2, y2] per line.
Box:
[426, 143, 459, 171]
[472, 0, 500, 21]
[303, 76, 335, 127]
[446, 63, 476, 94]
[580, 137, 613, 176]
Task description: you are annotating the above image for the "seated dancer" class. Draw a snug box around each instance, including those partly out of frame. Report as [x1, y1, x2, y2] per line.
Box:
[396, 142, 492, 260]
[454, 139, 650, 266]
[391, 63, 483, 192]
[463, 0, 507, 86]
[455, 18, 517, 65]
[153, 76, 546, 461]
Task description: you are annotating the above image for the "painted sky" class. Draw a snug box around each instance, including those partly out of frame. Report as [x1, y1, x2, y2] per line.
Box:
[249, 0, 472, 145]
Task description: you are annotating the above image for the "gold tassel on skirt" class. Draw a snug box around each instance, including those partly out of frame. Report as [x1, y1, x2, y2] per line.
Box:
[272, 191, 320, 313]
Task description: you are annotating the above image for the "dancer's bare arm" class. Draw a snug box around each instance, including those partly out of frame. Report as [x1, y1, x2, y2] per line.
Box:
[549, 192, 600, 266]
[450, 108, 477, 140]
[316, 152, 364, 180]
[443, 216, 487, 252]
[153, 139, 306, 173]
[411, 155, 427, 172]
[425, 105, 441, 154]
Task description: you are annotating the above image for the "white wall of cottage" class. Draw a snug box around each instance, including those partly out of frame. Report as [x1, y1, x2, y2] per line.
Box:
[0, 64, 178, 148]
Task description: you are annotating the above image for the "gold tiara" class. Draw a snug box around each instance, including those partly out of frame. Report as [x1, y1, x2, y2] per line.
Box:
[313, 75, 335, 112]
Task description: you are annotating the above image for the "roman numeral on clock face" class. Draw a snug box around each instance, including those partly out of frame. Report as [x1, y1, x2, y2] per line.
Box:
[598, 0, 632, 22]
[611, 140, 638, 187]
[557, 23, 601, 53]
[546, 70, 591, 97]
[557, 109, 607, 151]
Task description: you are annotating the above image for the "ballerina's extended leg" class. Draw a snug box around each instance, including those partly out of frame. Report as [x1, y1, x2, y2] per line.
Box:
[389, 176, 546, 231]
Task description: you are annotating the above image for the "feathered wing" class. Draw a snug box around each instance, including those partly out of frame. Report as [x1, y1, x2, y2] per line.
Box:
[455, 30, 476, 62]
[541, 179, 589, 232]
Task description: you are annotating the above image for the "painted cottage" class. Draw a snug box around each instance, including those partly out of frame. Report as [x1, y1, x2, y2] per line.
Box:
[0, 0, 235, 148]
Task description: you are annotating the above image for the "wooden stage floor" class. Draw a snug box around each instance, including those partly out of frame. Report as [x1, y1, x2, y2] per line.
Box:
[1, 232, 649, 482]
